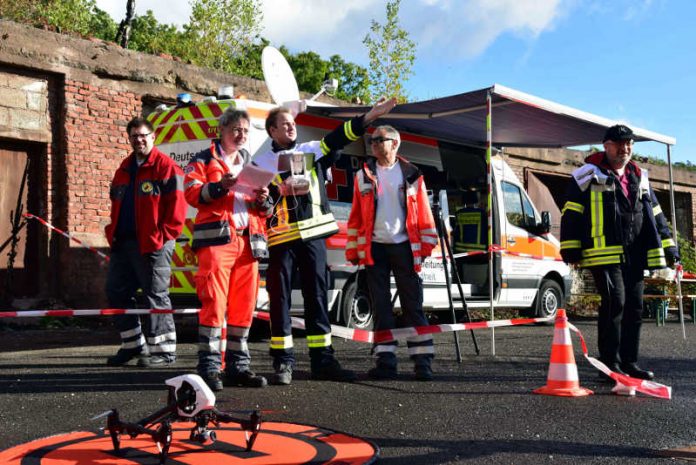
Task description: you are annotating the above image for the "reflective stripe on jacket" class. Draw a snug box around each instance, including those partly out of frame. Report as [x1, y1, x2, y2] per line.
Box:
[345, 157, 438, 272]
[105, 147, 186, 254]
[560, 152, 677, 269]
[184, 141, 271, 257]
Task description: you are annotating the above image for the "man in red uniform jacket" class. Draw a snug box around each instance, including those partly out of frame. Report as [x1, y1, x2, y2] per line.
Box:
[105, 117, 186, 367]
[346, 125, 438, 380]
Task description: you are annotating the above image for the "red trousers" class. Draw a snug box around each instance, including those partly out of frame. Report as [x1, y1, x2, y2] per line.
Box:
[195, 235, 259, 372]
[196, 234, 259, 328]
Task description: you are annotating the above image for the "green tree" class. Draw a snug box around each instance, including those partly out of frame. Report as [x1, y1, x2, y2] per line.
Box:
[327, 55, 370, 104]
[287, 51, 328, 96]
[184, 0, 263, 75]
[128, 10, 191, 58]
[363, 0, 415, 103]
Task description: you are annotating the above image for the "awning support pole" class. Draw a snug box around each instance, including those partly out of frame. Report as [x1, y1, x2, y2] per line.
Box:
[666, 144, 686, 339]
[486, 91, 496, 355]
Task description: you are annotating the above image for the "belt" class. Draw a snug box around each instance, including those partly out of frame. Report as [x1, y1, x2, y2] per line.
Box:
[234, 228, 249, 236]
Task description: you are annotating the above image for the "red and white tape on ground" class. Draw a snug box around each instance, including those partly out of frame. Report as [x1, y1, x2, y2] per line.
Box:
[568, 322, 672, 399]
[254, 310, 672, 400]
[23, 213, 110, 262]
[1, 306, 672, 399]
[0, 308, 200, 318]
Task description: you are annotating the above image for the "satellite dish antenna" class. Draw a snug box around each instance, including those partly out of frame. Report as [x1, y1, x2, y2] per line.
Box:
[262, 46, 300, 106]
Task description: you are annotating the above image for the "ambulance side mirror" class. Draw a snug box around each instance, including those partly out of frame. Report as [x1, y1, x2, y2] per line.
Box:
[538, 211, 551, 235]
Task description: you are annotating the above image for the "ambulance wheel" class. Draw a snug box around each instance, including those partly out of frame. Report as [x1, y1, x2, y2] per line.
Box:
[342, 279, 374, 330]
[535, 279, 562, 320]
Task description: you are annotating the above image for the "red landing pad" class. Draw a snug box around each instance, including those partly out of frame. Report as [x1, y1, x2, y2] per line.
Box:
[0, 421, 379, 465]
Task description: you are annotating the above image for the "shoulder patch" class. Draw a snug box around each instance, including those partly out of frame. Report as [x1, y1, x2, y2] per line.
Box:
[184, 164, 195, 174]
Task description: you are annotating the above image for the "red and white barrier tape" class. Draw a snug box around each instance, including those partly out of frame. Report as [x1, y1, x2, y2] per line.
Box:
[254, 310, 671, 399]
[253, 310, 553, 344]
[0, 305, 672, 399]
[567, 322, 671, 399]
[439, 246, 562, 262]
[0, 308, 200, 318]
[23, 213, 110, 262]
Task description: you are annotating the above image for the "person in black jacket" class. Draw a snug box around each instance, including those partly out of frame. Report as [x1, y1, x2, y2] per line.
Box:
[560, 124, 678, 382]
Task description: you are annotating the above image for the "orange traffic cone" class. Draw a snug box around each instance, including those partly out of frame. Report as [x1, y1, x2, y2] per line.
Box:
[533, 309, 593, 397]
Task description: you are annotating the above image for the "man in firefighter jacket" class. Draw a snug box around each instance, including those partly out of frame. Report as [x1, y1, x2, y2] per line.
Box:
[253, 97, 397, 385]
[184, 109, 273, 392]
[453, 190, 487, 254]
[105, 117, 186, 367]
[560, 124, 678, 381]
[345, 125, 439, 380]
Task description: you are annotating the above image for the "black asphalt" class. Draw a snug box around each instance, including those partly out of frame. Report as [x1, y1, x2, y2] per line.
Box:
[0, 316, 694, 464]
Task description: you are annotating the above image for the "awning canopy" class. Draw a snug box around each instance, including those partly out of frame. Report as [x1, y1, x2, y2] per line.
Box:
[306, 84, 676, 148]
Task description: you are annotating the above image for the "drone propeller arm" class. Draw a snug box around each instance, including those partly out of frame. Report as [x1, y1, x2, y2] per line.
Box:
[137, 404, 177, 429]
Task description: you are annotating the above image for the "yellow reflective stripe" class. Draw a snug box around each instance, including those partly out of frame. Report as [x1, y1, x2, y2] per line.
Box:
[346, 241, 357, 249]
[581, 245, 624, 258]
[662, 238, 676, 248]
[562, 201, 584, 215]
[270, 336, 293, 349]
[347, 228, 358, 235]
[647, 248, 665, 258]
[420, 228, 437, 235]
[422, 236, 439, 245]
[306, 333, 331, 348]
[580, 255, 622, 267]
[590, 190, 605, 248]
[561, 240, 582, 249]
[309, 170, 323, 220]
[653, 205, 663, 217]
[358, 250, 366, 258]
[267, 230, 303, 247]
[344, 120, 358, 141]
[357, 237, 367, 244]
[648, 257, 667, 267]
[320, 139, 330, 156]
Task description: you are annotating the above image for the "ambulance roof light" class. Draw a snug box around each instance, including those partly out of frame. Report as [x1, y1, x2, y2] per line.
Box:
[176, 93, 193, 107]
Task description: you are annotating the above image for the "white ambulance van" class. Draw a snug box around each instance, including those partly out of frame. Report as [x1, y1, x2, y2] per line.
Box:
[147, 93, 571, 329]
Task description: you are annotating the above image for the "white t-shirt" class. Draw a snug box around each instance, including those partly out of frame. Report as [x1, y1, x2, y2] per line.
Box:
[373, 162, 408, 244]
[220, 149, 249, 230]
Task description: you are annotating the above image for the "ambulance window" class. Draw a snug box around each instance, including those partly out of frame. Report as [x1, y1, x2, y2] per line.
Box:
[502, 181, 538, 229]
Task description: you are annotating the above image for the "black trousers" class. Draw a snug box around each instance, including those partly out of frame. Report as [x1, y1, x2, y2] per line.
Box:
[266, 237, 334, 369]
[590, 263, 645, 365]
[366, 241, 433, 367]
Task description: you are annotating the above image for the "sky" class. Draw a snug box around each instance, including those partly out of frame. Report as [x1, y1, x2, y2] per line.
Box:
[95, 0, 696, 163]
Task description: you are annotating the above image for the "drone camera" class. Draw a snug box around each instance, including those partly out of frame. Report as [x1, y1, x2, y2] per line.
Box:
[191, 430, 217, 445]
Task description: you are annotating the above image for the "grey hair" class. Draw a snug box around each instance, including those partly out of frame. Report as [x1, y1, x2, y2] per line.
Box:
[218, 108, 250, 127]
[373, 124, 401, 150]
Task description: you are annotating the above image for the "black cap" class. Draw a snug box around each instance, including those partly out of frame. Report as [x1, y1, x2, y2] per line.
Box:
[603, 124, 634, 142]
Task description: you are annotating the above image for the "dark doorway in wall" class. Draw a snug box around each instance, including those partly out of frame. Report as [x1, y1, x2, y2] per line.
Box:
[0, 140, 43, 303]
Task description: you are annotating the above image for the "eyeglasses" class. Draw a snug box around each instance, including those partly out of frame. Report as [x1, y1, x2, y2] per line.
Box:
[129, 132, 152, 140]
[227, 126, 249, 135]
[370, 136, 394, 144]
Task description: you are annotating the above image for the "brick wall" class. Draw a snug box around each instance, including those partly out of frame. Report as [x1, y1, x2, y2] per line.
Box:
[58, 81, 143, 304]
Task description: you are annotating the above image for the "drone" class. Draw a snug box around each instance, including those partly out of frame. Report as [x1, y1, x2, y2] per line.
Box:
[95, 374, 262, 465]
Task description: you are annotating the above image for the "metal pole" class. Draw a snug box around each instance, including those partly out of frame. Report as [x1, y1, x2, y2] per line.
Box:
[665, 144, 686, 339]
[486, 91, 495, 355]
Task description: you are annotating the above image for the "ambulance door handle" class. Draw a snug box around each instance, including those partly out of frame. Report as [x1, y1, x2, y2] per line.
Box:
[507, 235, 516, 245]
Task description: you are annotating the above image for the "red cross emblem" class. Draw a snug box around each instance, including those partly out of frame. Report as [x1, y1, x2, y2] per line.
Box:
[325, 167, 348, 200]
